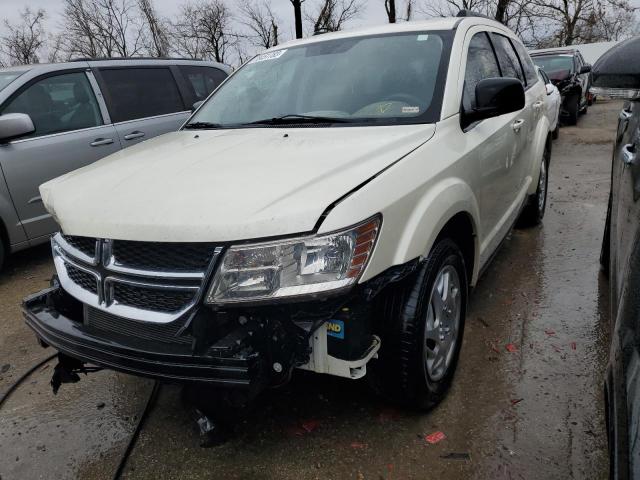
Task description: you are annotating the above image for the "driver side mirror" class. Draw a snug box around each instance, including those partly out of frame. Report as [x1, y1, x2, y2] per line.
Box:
[580, 64, 592, 74]
[463, 77, 525, 126]
[0, 113, 35, 143]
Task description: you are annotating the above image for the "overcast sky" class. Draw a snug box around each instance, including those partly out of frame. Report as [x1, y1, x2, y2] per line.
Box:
[0, 0, 392, 41]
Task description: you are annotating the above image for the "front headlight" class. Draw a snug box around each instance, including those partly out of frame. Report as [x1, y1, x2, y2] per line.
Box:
[206, 216, 380, 304]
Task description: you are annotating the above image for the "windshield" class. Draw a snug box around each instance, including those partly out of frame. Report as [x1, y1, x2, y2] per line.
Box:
[188, 31, 451, 128]
[532, 55, 574, 76]
[0, 71, 26, 92]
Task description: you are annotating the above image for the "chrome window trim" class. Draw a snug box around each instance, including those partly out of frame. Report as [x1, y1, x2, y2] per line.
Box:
[112, 110, 191, 127]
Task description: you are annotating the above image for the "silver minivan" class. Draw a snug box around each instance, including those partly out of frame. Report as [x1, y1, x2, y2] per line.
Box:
[0, 58, 230, 269]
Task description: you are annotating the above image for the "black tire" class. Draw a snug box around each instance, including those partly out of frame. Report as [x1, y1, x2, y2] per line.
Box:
[0, 238, 5, 272]
[552, 124, 559, 140]
[518, 140, 551, 227]
[601, 193, 612, 277]
[369, 238, 468, 411]
[566, 94, 580, 125]
[580, 101, 588, 115]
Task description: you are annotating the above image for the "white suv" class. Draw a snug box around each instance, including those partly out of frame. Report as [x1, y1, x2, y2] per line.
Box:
[25, 13, 551, 410]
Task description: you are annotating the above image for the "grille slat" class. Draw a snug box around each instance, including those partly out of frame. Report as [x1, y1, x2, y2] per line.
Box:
[86, 307, 192, 344]
[113, 283, 196, 313]
[66, 263, 98, 294]
[62, 235, 97, 259]
[112, 241, 218, 273]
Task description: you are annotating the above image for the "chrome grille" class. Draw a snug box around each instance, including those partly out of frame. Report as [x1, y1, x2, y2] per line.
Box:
[86, 307, 193, 344]
[52, 233, 222, 324]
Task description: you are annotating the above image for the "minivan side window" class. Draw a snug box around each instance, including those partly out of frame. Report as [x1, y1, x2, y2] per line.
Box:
[462, 32, 502, 111]
[178, 66, 227, 106]
[2, 72, 102, 139]
[98, 68, 185, 123]
[510, 38, 538, 87]
[491, 34, 525, 84]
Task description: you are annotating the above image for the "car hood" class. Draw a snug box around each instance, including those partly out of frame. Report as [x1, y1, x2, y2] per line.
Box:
[41, 125, 435, 242]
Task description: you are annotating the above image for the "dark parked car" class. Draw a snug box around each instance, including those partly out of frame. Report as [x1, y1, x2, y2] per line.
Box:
[596, 36, 640, 480]
[531, 48, 592, 125]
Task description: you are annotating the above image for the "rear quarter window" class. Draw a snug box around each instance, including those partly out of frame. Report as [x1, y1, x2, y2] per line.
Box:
[178, 66, 227, 106]
[98, 67, 185, 123]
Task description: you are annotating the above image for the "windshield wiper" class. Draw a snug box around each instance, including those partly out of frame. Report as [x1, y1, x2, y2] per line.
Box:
[183, 121, 224, 130]
[246, 114, 353, 126]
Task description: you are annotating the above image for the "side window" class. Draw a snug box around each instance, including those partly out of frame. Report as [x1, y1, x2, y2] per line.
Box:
[510, 39, 538, 87]
[98, 68, 185, 123]
[491, 33, 525, 84]
[2, 72, 102, 139]
[462, 32, 502, 111]
[178, 66, 227, 106]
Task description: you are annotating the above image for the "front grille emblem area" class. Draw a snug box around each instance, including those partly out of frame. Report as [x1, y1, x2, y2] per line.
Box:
[52, 233, 221, 324]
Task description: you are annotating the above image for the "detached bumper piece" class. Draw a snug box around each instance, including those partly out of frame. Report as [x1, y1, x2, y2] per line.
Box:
[23, 286, 265, 390]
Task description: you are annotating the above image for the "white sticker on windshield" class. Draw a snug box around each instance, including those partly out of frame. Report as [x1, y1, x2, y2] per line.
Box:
[402, 106, 420, 114]
[251, 49, 288, 63]
[417, 34, 429, 41]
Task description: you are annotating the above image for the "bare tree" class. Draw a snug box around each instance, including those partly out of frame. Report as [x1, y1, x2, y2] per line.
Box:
[240, 0, 280, 49]
[310, 0, 365, 33]
[171, 0, 236, 63]
[385, 0, 397, 22]
[61, 0, 144, 58]
[289, 0, 306, 39]
[1, 8, 47, 65]
[138, 0, 170, 56]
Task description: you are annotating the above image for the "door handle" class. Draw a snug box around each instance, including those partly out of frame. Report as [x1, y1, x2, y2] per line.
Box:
[512, 119, 525, 133]
[123, 131, 145, 141]
[90, 138, 114, 147]
[623, 144, 637, 166]
[533, 101, 543, 110]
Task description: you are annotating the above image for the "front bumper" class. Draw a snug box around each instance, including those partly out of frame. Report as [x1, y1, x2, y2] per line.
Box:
[23, 287, 264, 388]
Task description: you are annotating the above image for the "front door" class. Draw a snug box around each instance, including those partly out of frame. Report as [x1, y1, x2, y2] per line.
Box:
[0, 71, 120, 240]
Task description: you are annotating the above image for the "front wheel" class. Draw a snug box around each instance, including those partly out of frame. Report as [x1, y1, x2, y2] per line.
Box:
[566, 94, 580, 125]
[369, 239, 467, 410]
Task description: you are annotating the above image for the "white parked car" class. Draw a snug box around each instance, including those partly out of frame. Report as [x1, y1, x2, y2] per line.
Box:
[24, 12, 552, 411]
[537, 66, 561, 139]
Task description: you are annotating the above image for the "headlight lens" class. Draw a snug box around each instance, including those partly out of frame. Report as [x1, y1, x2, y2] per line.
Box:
[206, 216, 380, 304]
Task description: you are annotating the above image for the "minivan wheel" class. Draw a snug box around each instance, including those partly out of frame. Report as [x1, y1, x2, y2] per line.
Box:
[518, 142, 550, 227]
[369, 238, 467, 410]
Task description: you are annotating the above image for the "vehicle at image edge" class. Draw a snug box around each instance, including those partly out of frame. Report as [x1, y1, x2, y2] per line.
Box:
[531, 48, 592, 125]
[596, 36, 640, 480]
[0, 58, 230, 269]
[22, 13, 552, 413]
[537, 66, 561, 140]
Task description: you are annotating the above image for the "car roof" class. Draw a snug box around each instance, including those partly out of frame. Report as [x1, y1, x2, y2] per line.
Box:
[273, 16, 513, 50]
[0, 58, 231, 75]
[530, 49, 578, 56]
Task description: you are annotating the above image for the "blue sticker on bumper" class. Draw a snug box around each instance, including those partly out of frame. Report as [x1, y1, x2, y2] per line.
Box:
[326, 320, 344, 339]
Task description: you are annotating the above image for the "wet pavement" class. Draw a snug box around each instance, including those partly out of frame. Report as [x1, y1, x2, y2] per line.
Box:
[0, 101, 619, 480]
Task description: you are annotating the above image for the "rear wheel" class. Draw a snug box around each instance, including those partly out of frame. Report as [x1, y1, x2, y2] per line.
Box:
[369, 238, 467, 410]
[566, 94, 580, 125]
[519, 141, 550, 227]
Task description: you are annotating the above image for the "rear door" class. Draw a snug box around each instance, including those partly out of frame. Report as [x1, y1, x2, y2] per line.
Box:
[94, 66, 189, 148]
[0, 69, 120, 240]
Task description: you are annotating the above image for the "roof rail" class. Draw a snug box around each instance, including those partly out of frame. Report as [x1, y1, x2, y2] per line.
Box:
[70, 56, 205, 62]
[456, 9, 493, 20]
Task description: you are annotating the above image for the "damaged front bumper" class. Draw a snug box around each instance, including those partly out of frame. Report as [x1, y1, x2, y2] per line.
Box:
[23, 286, 264, 389]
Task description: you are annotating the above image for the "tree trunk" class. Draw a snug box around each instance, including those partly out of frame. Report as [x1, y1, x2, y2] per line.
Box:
[291, 0, 304, 39]
[385, 0, 397, 23]
[494, 0, 509, 24]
